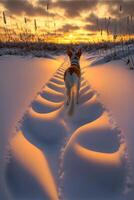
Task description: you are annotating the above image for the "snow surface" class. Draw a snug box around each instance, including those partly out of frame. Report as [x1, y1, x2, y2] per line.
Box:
[84, 56, 134, 199]
[0, 55, 64, 199]
[0, 52, 134, 200]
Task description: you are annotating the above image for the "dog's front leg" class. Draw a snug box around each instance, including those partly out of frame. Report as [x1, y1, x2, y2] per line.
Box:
[66, 89, 70, 105]
[76, 80, 80, 104]
[76, 89, 79, 104]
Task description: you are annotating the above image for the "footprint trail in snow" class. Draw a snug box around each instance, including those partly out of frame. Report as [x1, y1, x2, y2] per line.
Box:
[6, 55, 129, 200]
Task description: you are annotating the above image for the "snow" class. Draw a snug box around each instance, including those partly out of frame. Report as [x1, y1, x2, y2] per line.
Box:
[84, 58, 134, 199]
[0, 55, 63, 199]
[0, 51, 134, 200]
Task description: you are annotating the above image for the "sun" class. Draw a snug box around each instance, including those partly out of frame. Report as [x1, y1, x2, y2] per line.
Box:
[69, 34, 73, 39]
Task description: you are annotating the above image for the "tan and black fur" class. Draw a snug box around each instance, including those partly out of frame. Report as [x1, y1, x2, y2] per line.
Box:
[64, 48, 82, 115]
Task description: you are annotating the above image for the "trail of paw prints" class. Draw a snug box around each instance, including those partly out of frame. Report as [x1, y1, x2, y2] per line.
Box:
[20, 57, 70, 149]
[58, 66, 129, 200]
[57, 69, 105, 199]
[5, 56, 130, 200]
[5, 56, 70, 200]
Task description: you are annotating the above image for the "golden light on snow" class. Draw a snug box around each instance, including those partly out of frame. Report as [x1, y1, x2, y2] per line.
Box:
[10, 131, 59, 200]
[4, 53, 130, 199]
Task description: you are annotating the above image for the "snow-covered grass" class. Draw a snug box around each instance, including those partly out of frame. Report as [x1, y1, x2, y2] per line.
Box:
[88, 44, 134, 69]
[0, 48, 57, 59]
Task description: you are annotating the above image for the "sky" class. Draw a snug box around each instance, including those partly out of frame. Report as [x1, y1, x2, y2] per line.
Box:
[0, 0, 134, 43]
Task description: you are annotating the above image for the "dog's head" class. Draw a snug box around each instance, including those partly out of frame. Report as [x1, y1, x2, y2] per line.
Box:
[67, 47, 82, 60]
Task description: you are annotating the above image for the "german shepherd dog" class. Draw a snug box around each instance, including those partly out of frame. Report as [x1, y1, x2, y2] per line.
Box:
[64, 48, 82, 115]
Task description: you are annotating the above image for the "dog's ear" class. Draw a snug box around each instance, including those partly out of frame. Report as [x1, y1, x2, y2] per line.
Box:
[67, 47, 73, 57]
[76, 48, 82, 58]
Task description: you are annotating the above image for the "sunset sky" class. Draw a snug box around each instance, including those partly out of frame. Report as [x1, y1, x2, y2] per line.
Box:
[0, 0, 134, 43]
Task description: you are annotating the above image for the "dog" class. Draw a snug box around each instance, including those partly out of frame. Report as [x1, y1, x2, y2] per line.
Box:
[64, 47, 82, 115]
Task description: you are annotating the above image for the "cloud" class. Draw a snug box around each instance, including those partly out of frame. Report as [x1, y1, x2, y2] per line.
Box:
[84, 12, 134, 35]
[1, 0, 134, 36]
[44, 0, 99, 18]
[57, 24, 79, 32]
[0, 0, 55, 17]
[105, 0, 134, 18]
[1, 0, 134, 19]
[38, 0, 134, 19]
[85, 13, 98, 24]
[84, 13, 107, 32]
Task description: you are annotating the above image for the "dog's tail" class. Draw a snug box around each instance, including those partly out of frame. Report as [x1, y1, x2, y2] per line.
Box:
[68, 85, 76, 116]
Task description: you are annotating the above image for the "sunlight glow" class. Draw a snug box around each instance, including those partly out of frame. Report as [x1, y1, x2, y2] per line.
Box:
[0, 1, 134, 44]
[10, 131, 59, 200]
